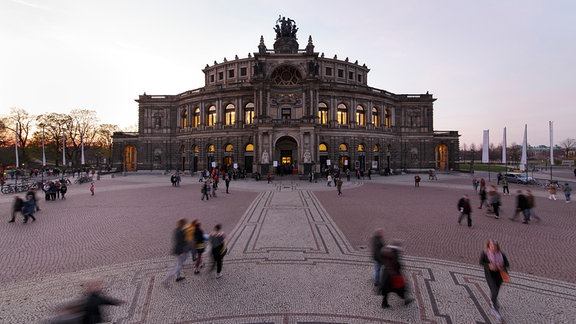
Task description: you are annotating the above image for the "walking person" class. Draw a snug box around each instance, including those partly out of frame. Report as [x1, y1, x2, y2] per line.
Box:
[209, 224, 227, 279]
[511, 190, 529, 223]
[26, 188, 40, 211]
[472, 177, 479, 193]
[224, 174, 231, 194]
[479, 240, 509, 319]
[9, 196, 24, 223]
[457, 194, 473, 227]
[370, 229, 385, 286]
[81, 278, 125, 324]
[414, 174, 421, 187]
[183, 219, 198, 262]
[163, 218, 188, 285]
[336, 177, 343, 196]
[525, 189, 540, 222]
[488, 186, 501, 219]
[193, 222, 206, 274]
[60, 183, 67, 200]
[562, 183, 572, 203]
[548, 183, 557, 200]
[201, 180, 210, 201]
[379, 240, 413, 308]
[501, 177, 509, 195]
[327, 174, 333, 187]
[22, 193, 37, 223]
[90, 182, 95, 196]
[478, 186, 487, 209]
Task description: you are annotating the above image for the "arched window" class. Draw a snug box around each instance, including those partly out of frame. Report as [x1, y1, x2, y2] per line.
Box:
[337, 104, 348, 125]
[245, 103, 254, 125]
[384, 108, 391, 128]
[193, 107, 200, 127]
[208, 144, 215, 152]
[225, 144, 234, 152]
[245, 143, 254, 152]
[181, 108, 188, 128]
[194, 145, 199, 153]
[319, 143, 328, 152]
[358, 144, 365, 152]
[356, 105, 365, 126]
[153, 113, 162, 128]
[339, 143, 348, 152]
[207, 106, 217, 126]
[372, 107, 380, 127]
[318, 102, 328, 125]
[373, 144, 379, 152]
[225, 104, 235, 126]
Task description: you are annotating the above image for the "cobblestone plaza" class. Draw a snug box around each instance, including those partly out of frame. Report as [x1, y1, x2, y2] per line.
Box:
[1, 170, 575, 323]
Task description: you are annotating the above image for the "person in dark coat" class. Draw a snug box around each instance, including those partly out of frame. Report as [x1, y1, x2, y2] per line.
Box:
[379, 240, 413, 308]
[81, 278, 124, 324]
[9, 196, 24, 223]
[457, 194, 472, 227]
[370, 229, 385, 286]
[479, 240, 509, 319]
[22, 193, 37, 223]
[511, 190, 529, 223]
[163, 218, 188, 285]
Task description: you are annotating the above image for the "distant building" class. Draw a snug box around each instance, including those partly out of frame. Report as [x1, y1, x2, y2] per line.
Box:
[112, 17, 459, 175]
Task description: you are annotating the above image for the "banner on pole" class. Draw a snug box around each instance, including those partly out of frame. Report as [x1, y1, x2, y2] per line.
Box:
[482, 130, 489, 163]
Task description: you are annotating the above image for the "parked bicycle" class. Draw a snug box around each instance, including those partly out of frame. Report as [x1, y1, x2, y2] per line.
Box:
[1, 182, 34, 194]
[74, 175, 93, 184]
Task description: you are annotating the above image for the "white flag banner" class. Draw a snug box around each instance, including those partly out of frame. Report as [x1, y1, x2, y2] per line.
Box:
[549, 121, 554, 164]
[482, 130, 489, 163]
[502, 127, 507, 165]
[42, 127, 46, 167]
[15, 123, 19, 167]
[520, 124, 528, 167]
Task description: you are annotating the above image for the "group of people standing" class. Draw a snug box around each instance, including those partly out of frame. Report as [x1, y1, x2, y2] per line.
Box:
[163, 219, 227, 285]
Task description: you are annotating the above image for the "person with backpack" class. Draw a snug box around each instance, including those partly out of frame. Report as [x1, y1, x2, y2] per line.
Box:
[9, 196, 24, 223]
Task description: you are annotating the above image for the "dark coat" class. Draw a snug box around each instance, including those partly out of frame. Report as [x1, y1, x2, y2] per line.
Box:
[172, 227, 186, 255]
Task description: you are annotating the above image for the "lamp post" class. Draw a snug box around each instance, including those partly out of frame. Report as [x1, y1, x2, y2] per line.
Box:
[62, 125, 66, 179]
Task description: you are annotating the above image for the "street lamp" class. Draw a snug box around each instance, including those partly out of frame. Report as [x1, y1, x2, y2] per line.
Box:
[62, 125, 66, 179]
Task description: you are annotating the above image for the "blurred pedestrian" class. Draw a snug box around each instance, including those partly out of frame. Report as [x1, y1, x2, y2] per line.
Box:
[327, 174, 333, 187]
[379, 240, 413, 308]
[479, 240, 509, 319]
[90, 182, 95, 196]
[81, 278, 125, 324]
[472, 177, 479, 193]
[163, 218, 188, 285]
[488, 186, 501, 219]
[548, 183, 557, 200]
[525, 189, 540, 222]
[183, 219, 198, 261]
[478, 186, 487, 209]
[510, 190, 529, 223]
[9, 196, 24, 223]
[22, 193, 37, 223]
[563, 183, 572, 203]
[336, 177, 343, 196]
[224, 174, 231, 194]
[209, 224, 227, 279]
[26, 187, 40, 211]
[414, 175, 421, 187]
[60, 183, 68, 200]
[501, 177, 510, 195]
[457, 194, 472, 227]
[370, 229, 385, 286]
[201, 180, 210, 201]
[193, 222, 206, 274]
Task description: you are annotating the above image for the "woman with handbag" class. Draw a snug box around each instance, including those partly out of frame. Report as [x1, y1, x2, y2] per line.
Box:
[379, 240, 413, 308]
[479, 240, 510, 318]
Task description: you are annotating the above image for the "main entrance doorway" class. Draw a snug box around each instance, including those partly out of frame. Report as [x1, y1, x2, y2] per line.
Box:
[275, 136, 298, 175]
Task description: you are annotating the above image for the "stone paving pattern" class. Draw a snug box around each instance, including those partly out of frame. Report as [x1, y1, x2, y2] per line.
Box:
[0, 169, 575, 323]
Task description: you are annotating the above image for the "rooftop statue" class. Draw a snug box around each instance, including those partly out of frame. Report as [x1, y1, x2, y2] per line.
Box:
[274, 16, 298, 40]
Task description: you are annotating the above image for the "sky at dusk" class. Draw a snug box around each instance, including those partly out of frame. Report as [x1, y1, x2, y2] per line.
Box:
[1, 0, 575, 147]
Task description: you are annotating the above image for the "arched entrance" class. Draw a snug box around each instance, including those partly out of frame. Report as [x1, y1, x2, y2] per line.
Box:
[435, 144, 448, 171]
[275, 136, 298, 175]
[124, 145, 137, 171]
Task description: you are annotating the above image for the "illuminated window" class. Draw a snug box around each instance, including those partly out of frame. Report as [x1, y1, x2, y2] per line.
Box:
[207, 106, 217, 126]
[319, 143, 328, 152]
[372, 107, 380, 127]
[245, 143, 254, 152]
[181, 109, 188, 128]
[373, 145, 379, 152]
[385, 109, 391, 128]
[225, 144, 234, 152]
[356, 105, 365, 126]
[193, 107, 200, 127]
[339, 143, 348, 152]
[358, 144, 365, 152]
[225, 104, 235, 126]
[318, 102, 328, 124]
[194, 145, 199, 153]
[208, 144, 215, 152]
[245, 103, 254, 125]
[337, 104, 348, 125]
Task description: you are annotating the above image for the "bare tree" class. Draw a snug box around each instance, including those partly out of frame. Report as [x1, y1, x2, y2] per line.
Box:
[95, 124, 120, 163]
[559, 138, 576, 158]
[4, 108, 35, 165]
[69, 109, 99, 166]
[35, 113, 73, 166]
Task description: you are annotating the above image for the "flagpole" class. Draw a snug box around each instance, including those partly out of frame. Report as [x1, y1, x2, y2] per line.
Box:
[15, 123, 19, 186]
[42, 126, 46, 183]
[549, 121, 553, 181]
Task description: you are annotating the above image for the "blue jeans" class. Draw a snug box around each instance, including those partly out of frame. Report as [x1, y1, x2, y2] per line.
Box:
[374, 262, 382, 285]
[165, 253, 188, 282]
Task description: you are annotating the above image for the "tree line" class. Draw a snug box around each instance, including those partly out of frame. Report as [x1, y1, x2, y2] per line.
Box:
[460, 139, 576, 165]
[0, 107, 122, 170]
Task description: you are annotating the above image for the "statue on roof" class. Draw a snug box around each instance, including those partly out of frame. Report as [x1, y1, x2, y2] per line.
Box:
[274, 15, 298, 40]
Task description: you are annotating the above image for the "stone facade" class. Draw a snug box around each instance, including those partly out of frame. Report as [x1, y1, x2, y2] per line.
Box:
[112, 18, 459, 175]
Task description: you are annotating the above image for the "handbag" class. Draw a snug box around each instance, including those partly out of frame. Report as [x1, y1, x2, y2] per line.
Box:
[500, 269, 510, 282]
[390, 274, 405, 289]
